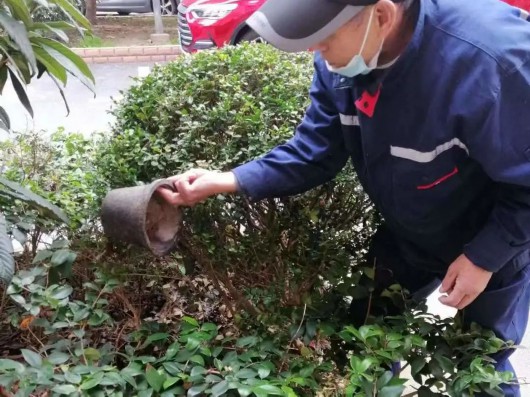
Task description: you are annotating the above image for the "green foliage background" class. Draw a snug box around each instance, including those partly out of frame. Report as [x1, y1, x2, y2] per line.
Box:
[0, 42, 519, 397]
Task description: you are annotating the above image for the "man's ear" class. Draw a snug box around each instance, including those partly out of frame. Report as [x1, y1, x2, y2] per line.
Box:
[374, 0, 398, 36]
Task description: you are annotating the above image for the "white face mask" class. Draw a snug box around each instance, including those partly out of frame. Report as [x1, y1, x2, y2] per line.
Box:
[326, 7, 384, 78]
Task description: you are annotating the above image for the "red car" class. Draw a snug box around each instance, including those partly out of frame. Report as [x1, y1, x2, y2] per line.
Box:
[177, 0, 265, 52]
[178, 0, 530, 53]
[504, 0, 530, 10]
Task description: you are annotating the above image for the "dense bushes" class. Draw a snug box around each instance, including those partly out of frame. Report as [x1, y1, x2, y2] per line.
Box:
[0, 44, 518, 396]
[32, 0, 85, 23]
[99, 43, 377, 315]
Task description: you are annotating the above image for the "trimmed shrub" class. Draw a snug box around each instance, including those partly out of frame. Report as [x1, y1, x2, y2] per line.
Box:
[98, 43, 377, 316]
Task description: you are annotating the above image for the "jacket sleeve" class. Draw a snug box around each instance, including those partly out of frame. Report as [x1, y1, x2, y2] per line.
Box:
[463, 65, 530, 272]
[231, 59, 349, 201]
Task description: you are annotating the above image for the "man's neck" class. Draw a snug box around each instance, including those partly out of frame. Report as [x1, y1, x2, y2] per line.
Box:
[379, 1, 419, 65]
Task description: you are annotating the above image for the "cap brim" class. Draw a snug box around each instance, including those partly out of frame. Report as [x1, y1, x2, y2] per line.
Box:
[246, 0, 365, 52]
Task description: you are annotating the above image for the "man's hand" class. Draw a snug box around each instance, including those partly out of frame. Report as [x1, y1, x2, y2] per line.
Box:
[156, 169, 238, 207]
[439, 254, 493, 310]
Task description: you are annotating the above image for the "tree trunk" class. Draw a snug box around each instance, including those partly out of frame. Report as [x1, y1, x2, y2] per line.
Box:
[85, 0, 97, 26]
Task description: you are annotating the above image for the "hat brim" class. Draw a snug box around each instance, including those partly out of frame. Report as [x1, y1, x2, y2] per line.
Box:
[246, 0, 366, 52]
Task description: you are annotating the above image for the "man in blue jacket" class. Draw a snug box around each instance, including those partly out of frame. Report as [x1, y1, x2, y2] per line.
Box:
[159, 0, 530, 394]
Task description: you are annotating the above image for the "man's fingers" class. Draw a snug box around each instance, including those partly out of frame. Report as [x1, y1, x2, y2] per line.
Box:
[439, 286, 466, 308]
[439, 269, 457, 294]
[155, 187, 184, 206]
[167, 169, 207, 184]
[456, 294, 476, 310]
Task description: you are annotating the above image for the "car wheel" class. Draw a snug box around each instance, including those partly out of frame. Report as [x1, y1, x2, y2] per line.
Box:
[160, 0, 177, 15]
[237, 29, 264, 44]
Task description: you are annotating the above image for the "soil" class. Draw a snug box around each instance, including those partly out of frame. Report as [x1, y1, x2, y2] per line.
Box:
[70, 15, 180, 47]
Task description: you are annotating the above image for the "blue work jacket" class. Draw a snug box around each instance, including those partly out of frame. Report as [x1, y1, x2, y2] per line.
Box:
[233, 0, 530, 273]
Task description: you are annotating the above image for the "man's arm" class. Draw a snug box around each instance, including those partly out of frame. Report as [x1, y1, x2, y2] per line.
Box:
[232, 58, 349, 201]
[440, 63, 530, 309]
[462, 64, 530, 273]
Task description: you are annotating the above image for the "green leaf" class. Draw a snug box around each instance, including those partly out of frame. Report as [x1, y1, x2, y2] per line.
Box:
[9, 66, 33, 116]
[376, 371, 394, 390]
[350, 357, 373, 373]
[138, 389, 153, 397]
[121, 367, 141, 387]
[235, 369, 257, 379]
[31, 22, 69, 43]
[51, 249, 76, 267]
[305, 320, 317, 339]
[0, 213, 15, 285]
[162, 361, 183, 376]
[163, 376, 181, 389]
[46, 21, 76, 30]
[211, 380, 229, 397]
[0, 37, 28, 83]
[0, 177, 69, 224]
[182, 316, 199, 327]
[0, 104, 9, 130]
[190, 366, 206, 377]
[251, 384, 284, 395]
[83, 347, 101, 362]
[434, 354, 455, 374]
[376, 350, 393, 360]
[299, 365, 314, 378]
[64, 371, 82, 384]
[52, 384, 77, 395]
[0, 11, 37, 73]
[47, 351, 70, 365]
[147, 332, 170, 343]
[49, 0, 91, 30]
[21, 349, 42, 368]
[12, 228, 26, 245]
[4, 0, 31, 26]
[32, 249, 53, 264]
[100, 371, 125, 386]
[0, 68, 8, 95]
[80, 372, 104, 390]
[236, 336, 258, 348]
[201, 323, 217, 332]
[146, 366, 165, 392]
[190, 355, 205, 366]
[165, 342, 180, 359]
[411, 358, 427, 377]
[257, 366, 271, 379]
[378, 384, 406, 397]
[0, 359, 25, 373]
[161, 387, 185, 397]
[37, 38, 95, 90]
[185, 337, 200, 351]
[205, 374, 223, 383]
[51, 285, 73, 300]
[187, 383, 207, 397]
[237, 385, 252, 396]
[32, 45, 67, 85]
[10, 294, 25, 305]
[45, 71, 70, 116]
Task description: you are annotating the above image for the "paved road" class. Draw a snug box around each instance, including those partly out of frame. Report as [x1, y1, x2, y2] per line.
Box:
[0, 62, 155, 138]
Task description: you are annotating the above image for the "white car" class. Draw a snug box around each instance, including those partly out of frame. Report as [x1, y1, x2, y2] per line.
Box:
[96, 0, 178, 15]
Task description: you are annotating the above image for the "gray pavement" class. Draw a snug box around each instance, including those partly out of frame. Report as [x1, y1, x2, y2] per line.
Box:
[0, 62, 155, 138]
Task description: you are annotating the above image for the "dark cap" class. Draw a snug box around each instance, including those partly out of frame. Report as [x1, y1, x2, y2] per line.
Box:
[246, 0, 398, 52]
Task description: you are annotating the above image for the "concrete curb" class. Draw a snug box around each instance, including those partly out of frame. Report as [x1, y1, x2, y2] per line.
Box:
[72, 45, 183, 64]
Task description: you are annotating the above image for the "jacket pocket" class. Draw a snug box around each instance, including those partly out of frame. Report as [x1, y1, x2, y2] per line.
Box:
[391, 156, 462, 222]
